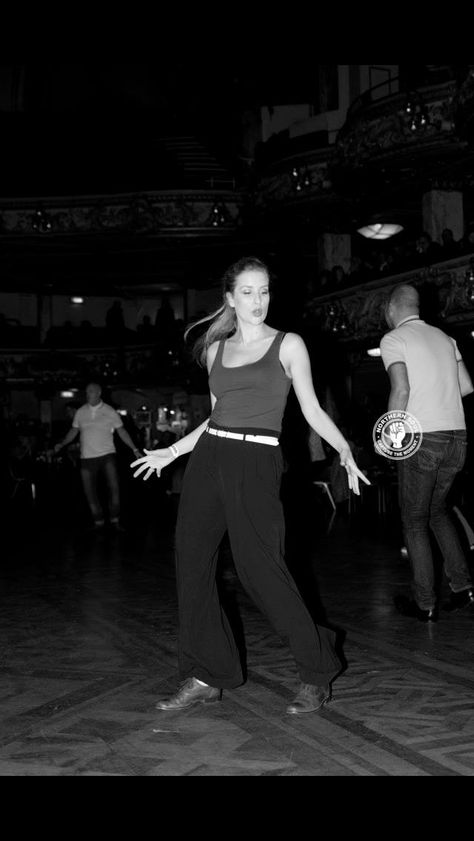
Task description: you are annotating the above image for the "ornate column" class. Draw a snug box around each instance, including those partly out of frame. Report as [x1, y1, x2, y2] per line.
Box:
[39, 399, 53, 433]
[422, 187, 464, 243]
[37, 292, 53, 344]
[317, 232, 352, 275]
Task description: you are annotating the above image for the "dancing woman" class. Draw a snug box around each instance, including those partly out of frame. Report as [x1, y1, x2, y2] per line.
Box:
[132, 257, 369, 714]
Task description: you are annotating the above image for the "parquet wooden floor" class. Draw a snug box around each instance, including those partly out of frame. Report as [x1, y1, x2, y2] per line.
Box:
[1, 483, 473, 776]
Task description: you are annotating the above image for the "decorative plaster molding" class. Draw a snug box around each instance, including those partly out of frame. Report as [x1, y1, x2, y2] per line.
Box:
[254, 81, 464, 211]
[255, 159, 334, 208]
[0, 191, 243, 237]
[306, 255, 474, 342]
[336, 88, 457, 167]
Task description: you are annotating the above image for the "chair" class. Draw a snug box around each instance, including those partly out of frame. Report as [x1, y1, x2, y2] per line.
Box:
[452, 506, 474, 550]
[312, 481, 336, 513]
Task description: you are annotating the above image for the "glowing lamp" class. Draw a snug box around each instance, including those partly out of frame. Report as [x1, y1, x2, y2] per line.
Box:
[357, 224, 404, 240]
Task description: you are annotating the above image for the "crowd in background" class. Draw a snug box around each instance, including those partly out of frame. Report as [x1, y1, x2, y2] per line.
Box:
[1, 246, 474, 535]
[0, 295, 184, 350]
[311, 226, 474, 296]
[2, 230, 474, 351]
[0, 395, 186, 521]
[1, 370, 473, 547]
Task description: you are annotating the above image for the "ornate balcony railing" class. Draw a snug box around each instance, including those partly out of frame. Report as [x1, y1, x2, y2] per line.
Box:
[254, 149, 336, 212]
[305, 254, 474, 344]
[335, 79, 460, 172]
[254, 75, 473, 213]
[0, 189, 243, 239]
[3, 258, 474, 389]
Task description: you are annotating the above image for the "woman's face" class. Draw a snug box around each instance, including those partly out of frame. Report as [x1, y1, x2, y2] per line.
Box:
[227, 269, 270, 325]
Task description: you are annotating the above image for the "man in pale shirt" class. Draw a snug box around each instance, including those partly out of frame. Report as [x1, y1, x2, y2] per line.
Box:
[380, 284, 474, 622]
[55, 382, 141, 531]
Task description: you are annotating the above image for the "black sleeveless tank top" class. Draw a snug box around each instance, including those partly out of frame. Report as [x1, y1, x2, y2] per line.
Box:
[209, 331, 291, 434]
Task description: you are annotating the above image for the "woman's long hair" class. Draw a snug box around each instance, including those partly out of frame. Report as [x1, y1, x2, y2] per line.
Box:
[184, 256, 271, 366]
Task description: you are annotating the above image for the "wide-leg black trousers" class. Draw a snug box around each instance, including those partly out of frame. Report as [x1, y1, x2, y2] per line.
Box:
[175, 428, 341, 689]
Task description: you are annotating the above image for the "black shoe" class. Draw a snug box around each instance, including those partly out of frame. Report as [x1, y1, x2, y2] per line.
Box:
[286, 683, 331, 715]
[155, 677, 222, 711]
[442, 588, 474, 612]
[394, 594, 438, 623]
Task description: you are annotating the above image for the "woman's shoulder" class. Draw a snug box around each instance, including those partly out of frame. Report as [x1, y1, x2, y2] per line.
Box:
[280, 331, 305, 349]
[280, 332, 308, 363]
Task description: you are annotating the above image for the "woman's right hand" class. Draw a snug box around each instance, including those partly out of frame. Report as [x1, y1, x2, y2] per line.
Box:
[131, 448, 177, 481]
[339, 446, 371, 496]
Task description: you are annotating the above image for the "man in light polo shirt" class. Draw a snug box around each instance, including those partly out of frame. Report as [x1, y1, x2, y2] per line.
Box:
[55, 382, 141, 531]
[380, 284, 474, 622]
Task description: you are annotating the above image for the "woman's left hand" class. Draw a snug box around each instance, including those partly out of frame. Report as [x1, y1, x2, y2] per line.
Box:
[339, 447, 371, 495]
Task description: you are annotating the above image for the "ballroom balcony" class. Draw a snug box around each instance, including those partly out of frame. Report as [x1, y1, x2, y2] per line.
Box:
[338, 78, 458, 161]
[304, 253, 474, 347]
[0, 189, 243, 240]
[333, 77, 474, 201]
[0, 188, 245, 294]
[253, 126, 337, 214]
[253, 71, 474, 216]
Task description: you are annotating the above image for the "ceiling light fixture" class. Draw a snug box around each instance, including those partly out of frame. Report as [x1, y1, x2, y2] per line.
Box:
[357, 223, 404, 240]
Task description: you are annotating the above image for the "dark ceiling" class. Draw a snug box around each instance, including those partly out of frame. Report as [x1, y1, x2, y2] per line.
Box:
[1, 63, 473, 298]
[0, 61, 323, 196]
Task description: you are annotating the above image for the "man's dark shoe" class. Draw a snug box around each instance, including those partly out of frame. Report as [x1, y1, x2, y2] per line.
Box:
[286, 683, 331, 715]
[394, 594, 438, 623]
[155, 677, 222, 711]
[442, 588, 474, 612]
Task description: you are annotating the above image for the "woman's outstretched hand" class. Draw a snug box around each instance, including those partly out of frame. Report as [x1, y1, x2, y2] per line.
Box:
[339, 446, 371, 496]
[131, 448, 176, 481]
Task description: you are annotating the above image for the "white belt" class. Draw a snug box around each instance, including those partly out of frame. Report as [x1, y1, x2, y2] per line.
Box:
[206, 427, 279, 447]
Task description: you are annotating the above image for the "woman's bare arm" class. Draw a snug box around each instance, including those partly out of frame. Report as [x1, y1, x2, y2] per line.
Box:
[281, 332, 370, 494]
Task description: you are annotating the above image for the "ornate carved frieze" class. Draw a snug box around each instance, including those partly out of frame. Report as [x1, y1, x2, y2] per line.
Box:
[255, 158, 335, 209]
[336, 82, 458, 168]
[0, 191, 243, 238]
[306, 255, 474, 343]
[253, 82, 464, 212]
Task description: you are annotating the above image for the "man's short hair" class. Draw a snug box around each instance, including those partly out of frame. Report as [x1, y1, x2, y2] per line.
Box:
[389, 284, 420, 310]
